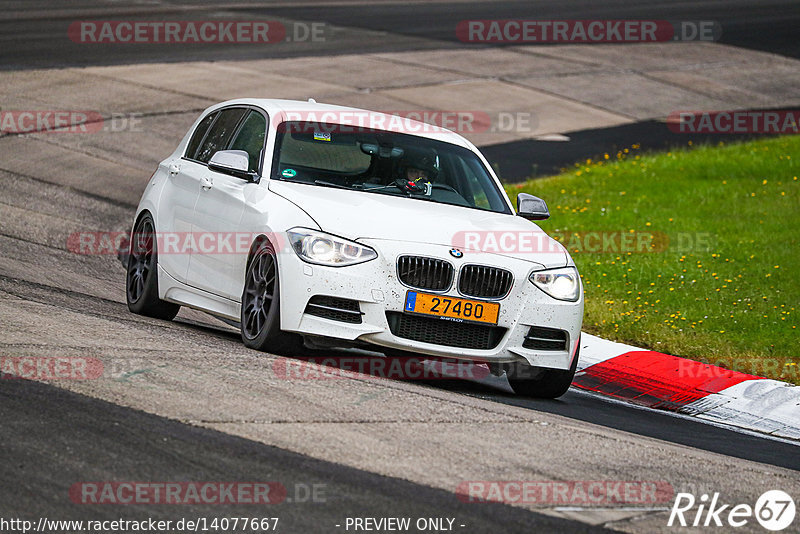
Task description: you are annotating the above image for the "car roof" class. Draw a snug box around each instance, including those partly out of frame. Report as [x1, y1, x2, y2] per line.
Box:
[204, 98, 474, 149]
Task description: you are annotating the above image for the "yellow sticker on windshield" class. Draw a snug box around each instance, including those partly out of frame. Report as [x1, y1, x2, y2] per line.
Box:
[313, 131, 331, 142]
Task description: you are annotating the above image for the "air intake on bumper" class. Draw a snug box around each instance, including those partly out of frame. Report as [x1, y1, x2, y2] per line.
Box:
[522, 326, 568, 351]
[304, 295, 363, 324]
[386, 312, 506, 350]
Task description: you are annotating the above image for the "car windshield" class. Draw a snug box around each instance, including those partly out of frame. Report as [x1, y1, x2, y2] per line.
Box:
[271, 121, 511, 214]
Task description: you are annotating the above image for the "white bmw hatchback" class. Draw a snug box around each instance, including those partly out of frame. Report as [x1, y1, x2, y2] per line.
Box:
[126, 98, 583, 398]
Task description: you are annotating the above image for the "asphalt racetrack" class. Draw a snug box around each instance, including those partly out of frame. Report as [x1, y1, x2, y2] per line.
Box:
[2, 0, 799, 68]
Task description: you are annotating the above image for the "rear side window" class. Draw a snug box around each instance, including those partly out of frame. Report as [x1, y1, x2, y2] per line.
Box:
[195, 108, 248, 163]
[228, 110, 267, 173]
[185, 111, 217, 161]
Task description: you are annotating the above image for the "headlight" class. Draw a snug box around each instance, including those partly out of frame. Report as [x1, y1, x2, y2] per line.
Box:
[287, 228, 377, 267]
[529, 266, 581, 302]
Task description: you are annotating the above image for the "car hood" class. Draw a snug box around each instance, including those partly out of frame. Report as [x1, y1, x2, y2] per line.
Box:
[269, 180, 569, 268]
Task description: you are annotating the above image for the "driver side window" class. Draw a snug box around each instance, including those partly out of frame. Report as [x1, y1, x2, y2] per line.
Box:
[228, 110, 267, 173]
[195, 108, 248, 164]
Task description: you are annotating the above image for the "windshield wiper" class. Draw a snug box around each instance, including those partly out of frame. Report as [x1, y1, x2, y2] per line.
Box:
[313, 180, 357, 190]
[360, 183, 399, 192]
[313, 179, 429, 196]
[361, 179, 428, 195]
[315, 179, 413, 195]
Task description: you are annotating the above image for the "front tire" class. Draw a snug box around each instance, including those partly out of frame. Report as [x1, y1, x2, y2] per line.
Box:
[126, 213, 180, 320]
[240, 242, 303, 354]
[506, 343, 579, 399]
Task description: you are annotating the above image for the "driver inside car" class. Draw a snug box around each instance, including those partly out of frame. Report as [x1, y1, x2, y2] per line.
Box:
[397, 148, 440, 193]
[405, 165, 430, 182]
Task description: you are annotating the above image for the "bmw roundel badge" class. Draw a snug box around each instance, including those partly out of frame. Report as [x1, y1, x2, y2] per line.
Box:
[449, 248, 464, 258]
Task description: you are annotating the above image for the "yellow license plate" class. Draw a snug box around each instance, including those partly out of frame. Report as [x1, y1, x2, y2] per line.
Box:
[404, 291, 500, 325]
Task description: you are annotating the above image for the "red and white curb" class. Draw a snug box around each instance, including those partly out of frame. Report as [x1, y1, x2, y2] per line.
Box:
[576, 334, 800, 440]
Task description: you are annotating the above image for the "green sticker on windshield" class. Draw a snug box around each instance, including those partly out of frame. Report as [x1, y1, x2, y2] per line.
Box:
[282, 169, 297, 178]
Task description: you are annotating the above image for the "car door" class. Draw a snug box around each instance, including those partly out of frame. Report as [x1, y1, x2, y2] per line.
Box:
[187, 107, 266, 300]
[156, 110, 218, 283]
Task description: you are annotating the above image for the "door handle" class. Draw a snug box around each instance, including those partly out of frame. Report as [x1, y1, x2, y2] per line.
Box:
[201, 176, 213, 190]
[168, 162, 181, 176]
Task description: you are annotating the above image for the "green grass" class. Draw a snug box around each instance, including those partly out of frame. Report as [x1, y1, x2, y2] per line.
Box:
[506, 137, 800, 384]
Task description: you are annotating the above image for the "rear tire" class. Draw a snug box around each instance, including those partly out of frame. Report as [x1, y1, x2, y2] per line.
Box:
[126, 213, 180, 320]
[507, 343, 579, 399]
[240, 241, 304, 355]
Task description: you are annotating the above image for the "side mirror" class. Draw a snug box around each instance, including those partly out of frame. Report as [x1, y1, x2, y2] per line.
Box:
[517, 193, 550, 220]
[208, 150, 253, 179]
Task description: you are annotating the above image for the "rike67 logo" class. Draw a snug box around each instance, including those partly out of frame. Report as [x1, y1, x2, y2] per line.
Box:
[669, 490, 795, 531]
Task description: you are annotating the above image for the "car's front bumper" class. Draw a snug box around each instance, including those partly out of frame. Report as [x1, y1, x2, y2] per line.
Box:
[277, 239, 583, 370]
